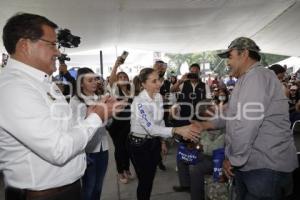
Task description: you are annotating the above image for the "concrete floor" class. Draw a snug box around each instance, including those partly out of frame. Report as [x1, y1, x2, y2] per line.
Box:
[0, 137, 189, 200]
[1, 134, 300, 200]
[96, 137, 189, 200]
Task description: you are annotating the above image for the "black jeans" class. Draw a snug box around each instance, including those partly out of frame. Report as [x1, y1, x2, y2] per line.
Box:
[108, 120, 131, 174]
[129, 137, 161, 200]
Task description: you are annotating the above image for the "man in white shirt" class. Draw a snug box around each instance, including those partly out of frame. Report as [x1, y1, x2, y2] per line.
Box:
[0, 13, 123, 200]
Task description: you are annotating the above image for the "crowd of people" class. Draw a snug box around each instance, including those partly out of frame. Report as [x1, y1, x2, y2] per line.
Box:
[0, 12, 299, 200]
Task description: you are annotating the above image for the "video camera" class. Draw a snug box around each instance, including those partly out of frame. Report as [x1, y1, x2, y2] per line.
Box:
[1, 53, 9, 68]
[58, 53, 70, 65]
[57, 29, 80, 48]
[57, 29, 81, 64]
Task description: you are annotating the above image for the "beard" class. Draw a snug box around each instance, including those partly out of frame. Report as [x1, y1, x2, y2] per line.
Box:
[158, 71, 165, 78]
[228, 65, 241, 78]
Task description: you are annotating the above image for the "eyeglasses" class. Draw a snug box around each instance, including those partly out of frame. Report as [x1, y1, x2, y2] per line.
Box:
[38, 38, 59, 49]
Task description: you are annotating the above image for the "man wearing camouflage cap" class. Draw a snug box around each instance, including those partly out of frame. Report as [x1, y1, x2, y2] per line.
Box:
[193, 37, 298, 199]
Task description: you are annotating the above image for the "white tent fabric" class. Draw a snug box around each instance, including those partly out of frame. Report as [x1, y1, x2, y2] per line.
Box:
[276, 57, 300, 72]
[0, 0, 300, 59]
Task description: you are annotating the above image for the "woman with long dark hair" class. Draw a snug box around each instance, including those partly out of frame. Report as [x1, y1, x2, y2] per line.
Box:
[70, 67, 109, 200]
[107, 57, 135, 183]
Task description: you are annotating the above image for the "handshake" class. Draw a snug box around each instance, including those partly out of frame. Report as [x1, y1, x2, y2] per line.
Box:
[173, 121, 213, 143]
[86, 95, 127, 122]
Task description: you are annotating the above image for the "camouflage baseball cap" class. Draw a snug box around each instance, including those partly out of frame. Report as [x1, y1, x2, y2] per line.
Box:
[217, 37, 261, 58]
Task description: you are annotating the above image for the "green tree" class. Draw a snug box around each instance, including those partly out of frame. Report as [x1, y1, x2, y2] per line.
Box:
[165, 51, 289, 77]
[164, 54, 188, 76]
[165, 51, 227, 76]
[260, 53, 288, 66]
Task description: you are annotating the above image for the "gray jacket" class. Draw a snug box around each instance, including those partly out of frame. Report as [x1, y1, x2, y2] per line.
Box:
[212, 62, 298, 172]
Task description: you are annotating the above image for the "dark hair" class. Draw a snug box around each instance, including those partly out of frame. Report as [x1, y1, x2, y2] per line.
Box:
[117, 71, 130, 91]
[133, 75, 142, 96]
[237, 49, 261, 61]
[3, 12, 58, 54]
[170, 75, 177, 84]
[217, 88, 229, 104]
[268, 64, 286, 75]
[190, 63, 200, 70]
[155, 60, 165, 65]
[76, 67, 95, 103]
[117, 71, 129, 80]
[248, 50, 261, 61]
[139, 68, 155, 83]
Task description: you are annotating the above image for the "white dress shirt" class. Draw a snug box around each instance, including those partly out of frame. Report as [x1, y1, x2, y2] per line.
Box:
[0, 59, 102, 190]
[130, 90, 172, 138]
[69, 95, 109, 153]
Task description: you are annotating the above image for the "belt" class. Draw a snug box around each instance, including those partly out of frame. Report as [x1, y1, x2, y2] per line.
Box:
[27, 179, 80, 199]
[6, 179, 80, 200]
[130, 132, 153, 139]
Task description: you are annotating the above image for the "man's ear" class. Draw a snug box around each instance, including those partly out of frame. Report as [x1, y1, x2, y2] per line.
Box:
[16, 38, 31, 56]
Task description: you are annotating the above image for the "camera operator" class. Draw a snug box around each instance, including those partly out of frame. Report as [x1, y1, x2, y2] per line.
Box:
[58, 62, 76, 99]
[171, 63, 210, 125]
[55, 28, 80, 99]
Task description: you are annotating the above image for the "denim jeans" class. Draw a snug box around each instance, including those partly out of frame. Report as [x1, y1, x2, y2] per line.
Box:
[234, 168, 293, 200]
[82, 150, 109, 200]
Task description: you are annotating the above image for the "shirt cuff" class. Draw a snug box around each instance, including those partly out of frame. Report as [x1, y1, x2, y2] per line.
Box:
[161, 127, 173, 138]
[85, 113, 103, 128]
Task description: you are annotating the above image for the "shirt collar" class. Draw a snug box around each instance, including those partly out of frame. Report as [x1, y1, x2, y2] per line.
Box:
[81, 94, 98, 101]
[140, 90, 160, 102]
[80, 93, 99, 105]
[7, 58, 52, 83]
[239, 62, 261, 79]
[247, 62, 261, 73]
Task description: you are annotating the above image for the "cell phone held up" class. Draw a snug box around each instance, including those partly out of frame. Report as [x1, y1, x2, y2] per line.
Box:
[120, 51, 129, 64]
[187, 73, 199, 80]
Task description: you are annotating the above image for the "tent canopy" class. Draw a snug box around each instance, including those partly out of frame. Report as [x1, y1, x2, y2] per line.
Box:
[1, 0, 300, 60]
